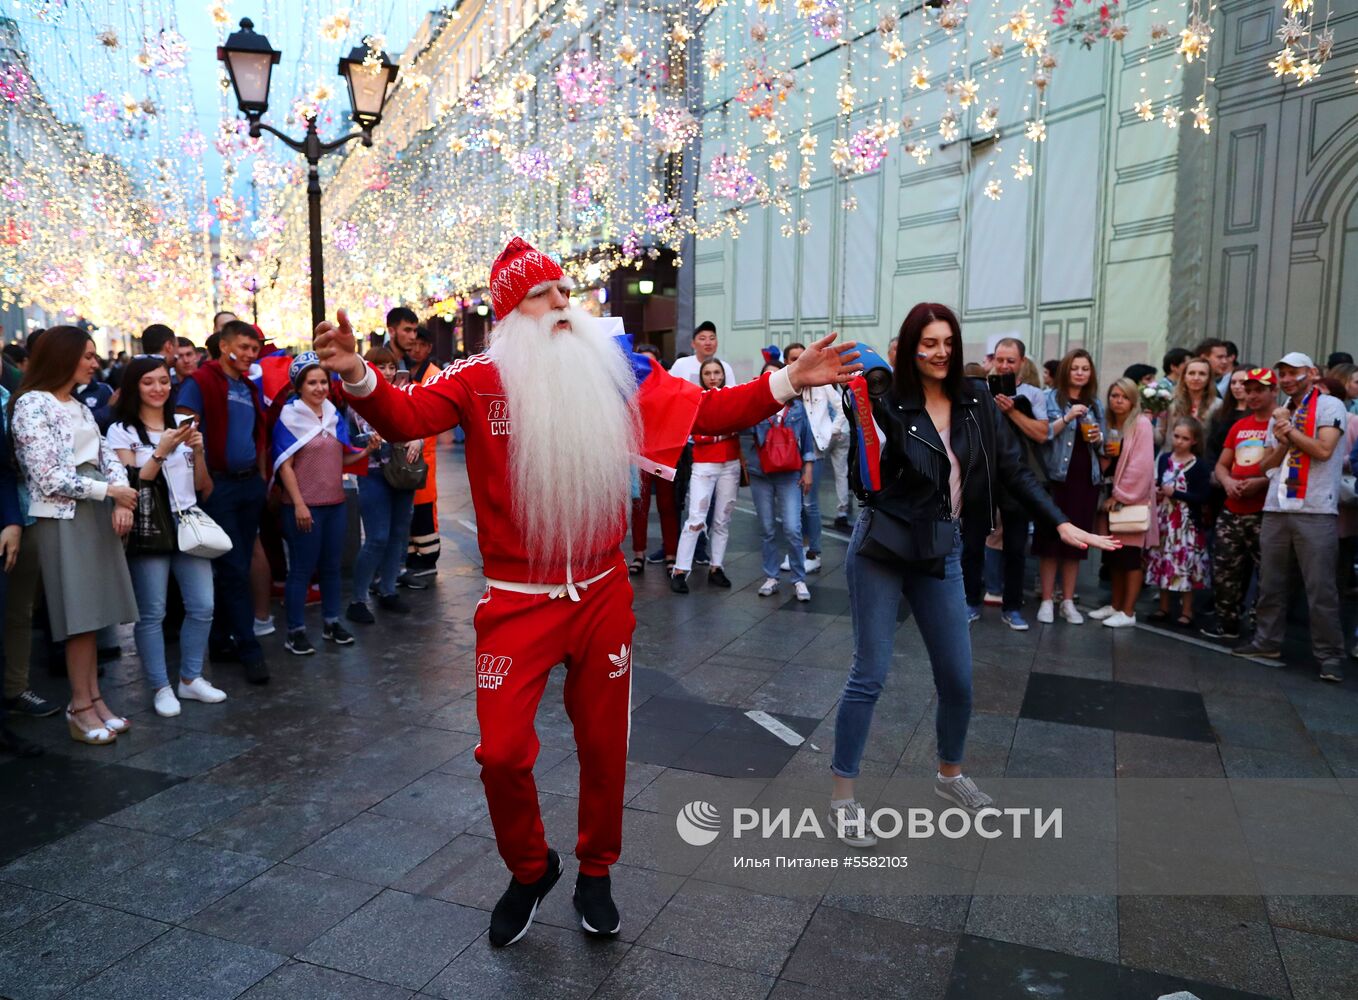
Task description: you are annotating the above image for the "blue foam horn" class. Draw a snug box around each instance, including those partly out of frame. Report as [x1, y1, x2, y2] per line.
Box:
[856, 345, 893, 397]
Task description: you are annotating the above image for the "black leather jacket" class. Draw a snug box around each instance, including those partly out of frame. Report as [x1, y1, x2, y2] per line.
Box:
[848, 378, 1067, 533]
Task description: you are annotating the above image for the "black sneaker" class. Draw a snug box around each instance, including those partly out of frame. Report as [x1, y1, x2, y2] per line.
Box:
[4, 690, 61, 717]
[1233, 642, 1282, 659]
[669, 573, 689, 594]
[377, 593, 411, 614]
[489, 849, 562, 947]
[397, 571, 428, 591]
[0, 724, 43, 757]
[406, 566, 438, 578]
[708, 567, 732, 589]
[346, 602, 376, 625]
[244, 659, 270, 685]
[323, 622, 355, 645]
[1199, 624, 1239, 641]
[833, 516, 851, 532]
[284, 630, 315, 656]
[573, 873, 620, 938]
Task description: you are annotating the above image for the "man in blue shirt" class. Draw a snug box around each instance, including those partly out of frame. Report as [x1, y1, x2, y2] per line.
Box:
[177, 321, 271, 684]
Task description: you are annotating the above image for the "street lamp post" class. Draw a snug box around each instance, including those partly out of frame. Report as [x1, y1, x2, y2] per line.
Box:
[217, 18, 399, 330]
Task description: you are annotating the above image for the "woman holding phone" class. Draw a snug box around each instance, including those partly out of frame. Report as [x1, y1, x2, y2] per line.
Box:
[828, 305, 1118, 845]
[109, 356, 223, 717]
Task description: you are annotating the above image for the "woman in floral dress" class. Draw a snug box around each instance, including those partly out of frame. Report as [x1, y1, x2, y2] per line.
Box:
[1145, 416, 1212, 626]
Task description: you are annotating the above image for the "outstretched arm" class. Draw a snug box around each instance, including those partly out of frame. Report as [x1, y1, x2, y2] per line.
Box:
[316, 310, 463, 442]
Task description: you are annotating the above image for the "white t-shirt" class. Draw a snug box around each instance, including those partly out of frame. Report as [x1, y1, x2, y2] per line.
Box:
[669, 354, 735, 387]
[107, 415, 198, 512]
[61, 398, 101, 467]
[1261, 391, 1347, 515]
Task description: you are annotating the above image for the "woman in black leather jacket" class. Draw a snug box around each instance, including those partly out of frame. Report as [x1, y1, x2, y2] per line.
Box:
[826, 303, 1117, 847]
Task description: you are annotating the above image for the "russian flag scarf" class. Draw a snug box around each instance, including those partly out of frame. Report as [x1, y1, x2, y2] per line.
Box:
[1277, 387, 1319, 511]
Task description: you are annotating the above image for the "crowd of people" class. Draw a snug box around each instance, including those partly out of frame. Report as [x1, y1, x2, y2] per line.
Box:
[1, 227, 1353, 951]
[0, 306, 456, 756]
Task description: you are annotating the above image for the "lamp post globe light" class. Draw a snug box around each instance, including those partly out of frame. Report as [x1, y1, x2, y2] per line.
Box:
[217, 18, 399, 329]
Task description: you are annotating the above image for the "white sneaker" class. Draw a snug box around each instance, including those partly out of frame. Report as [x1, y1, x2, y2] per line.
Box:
[153, 686, 181, 718]
[1060, 600, 1084, 624]
[982, 592, 1003, 606]
[178, 677, 227, 703]
[779, 555, 791, 572]
[253, 616, 275, 637]
[1088, 604, 1117, 621]
[794, 581, 811, 602]
[804, 555, 822, 573]
[1036, 600, 1054, 624]
[758, 577, 779, 597]
[827, 801, 877, 848]
[1102, 611, 1137, 628]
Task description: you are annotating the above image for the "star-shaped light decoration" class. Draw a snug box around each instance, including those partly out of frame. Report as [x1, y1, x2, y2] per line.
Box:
[1025, 119, 1046, 142]
[1269, 48, 1297, 77]
[958, 78, 979, 107]
[1134, 99, 1155, 121]
[563, 1, 586, 27]
[1012, 150, 1033, 180]
[910, 62, 931, 90]
[976, 106, 999, 133]
[1191, 100, 1211, 134]
[1177, 18, 1211, 63]
[884, 36, 907, 65]
[984, 179, 1003, 201]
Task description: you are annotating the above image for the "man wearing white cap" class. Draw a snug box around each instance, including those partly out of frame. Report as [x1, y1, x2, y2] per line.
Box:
[1234, 352, 1348, 681]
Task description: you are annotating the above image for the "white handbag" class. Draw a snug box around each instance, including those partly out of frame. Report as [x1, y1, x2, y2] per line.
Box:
[164, 468, 233, 559]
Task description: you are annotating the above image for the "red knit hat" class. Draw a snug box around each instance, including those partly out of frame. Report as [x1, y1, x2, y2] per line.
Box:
[488, 237, 565, 318]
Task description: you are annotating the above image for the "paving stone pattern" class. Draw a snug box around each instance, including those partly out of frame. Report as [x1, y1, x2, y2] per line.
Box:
[0, 454, 1354, 998]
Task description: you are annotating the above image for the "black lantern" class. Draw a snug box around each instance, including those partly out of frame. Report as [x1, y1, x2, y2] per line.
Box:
[338, 42, 400, 133]
[216, 18, 281, 119]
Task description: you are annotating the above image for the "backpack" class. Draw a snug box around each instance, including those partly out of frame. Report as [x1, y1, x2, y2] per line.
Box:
[758, 408, 802, 474]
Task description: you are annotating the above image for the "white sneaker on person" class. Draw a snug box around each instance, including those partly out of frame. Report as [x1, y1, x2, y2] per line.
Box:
[934, 774, 994, 813]
[758, 578, 779, 597]
[1088, 604, 1117, 621]
[982, 592, 1003, 606]
[779, 555, 791, 572]
[253, 616, 275, 637]
[794, 581, 811, 602]
[1102, 611, 1137, 628]
[826, 800, 877, 848]
[178, 677, 227, 703]
[152, 687, 180, 718]
[1037, 600, 1054, 624]
[804, 554, 822, 573]
[1060, 600, 1084, 624]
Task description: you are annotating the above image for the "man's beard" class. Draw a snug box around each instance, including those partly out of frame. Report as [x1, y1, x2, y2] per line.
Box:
[487, 304, 640, 570]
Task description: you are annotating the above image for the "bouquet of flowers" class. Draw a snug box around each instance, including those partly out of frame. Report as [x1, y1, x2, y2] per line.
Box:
[1140, 383, 1173, 415]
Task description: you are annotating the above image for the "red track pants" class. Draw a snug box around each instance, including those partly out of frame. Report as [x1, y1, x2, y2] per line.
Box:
[472, 559, 636, 883]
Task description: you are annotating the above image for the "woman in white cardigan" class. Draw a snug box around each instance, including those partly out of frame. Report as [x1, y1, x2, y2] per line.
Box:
[10, 327, 140, 745]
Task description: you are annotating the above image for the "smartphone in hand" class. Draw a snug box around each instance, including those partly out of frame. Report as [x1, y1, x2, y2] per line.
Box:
[987, 372, 1017, 397]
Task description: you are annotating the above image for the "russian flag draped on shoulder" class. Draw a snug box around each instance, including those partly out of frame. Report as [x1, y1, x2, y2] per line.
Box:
[270, 396, 361, 482]
[609, 327, 701, 482]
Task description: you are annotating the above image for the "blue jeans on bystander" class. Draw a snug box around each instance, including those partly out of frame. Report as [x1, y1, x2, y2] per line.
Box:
[282, 502, 346, 631]
[127, 553, 214, 690]
[750, 472, 805, 583]
[352, 475, 416, 600]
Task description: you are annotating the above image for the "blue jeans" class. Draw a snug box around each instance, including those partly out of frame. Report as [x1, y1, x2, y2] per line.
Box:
[128, 553, 214, 689]
[750, 473, 805, 582]
[202, 473, 265, 664]
[352, 475, 415, 600]
[800, 455, 824, 554]
[832, 516, 973, 777]
[282, 503, 345, 631]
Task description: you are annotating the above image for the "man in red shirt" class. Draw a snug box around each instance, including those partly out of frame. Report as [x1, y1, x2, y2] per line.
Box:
[1204, 368, 1277, 640]
[314, 238, 860, 948]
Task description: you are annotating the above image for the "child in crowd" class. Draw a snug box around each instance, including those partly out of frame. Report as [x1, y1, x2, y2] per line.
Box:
[1145, 416, 1212, 626]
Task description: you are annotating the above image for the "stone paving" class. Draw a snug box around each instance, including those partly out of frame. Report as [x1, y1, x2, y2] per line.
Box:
[1, 451, 1356, 999]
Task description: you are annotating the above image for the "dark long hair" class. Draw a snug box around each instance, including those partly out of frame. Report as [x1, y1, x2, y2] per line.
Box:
[892, 302, 965, 401]
[9, 326, 93, 422]
[112, 355, 176, 447]
[1055, 348, 1099, 408]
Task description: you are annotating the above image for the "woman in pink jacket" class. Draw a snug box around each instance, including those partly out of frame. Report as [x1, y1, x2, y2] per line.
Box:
[1088, 377, 1158, 628]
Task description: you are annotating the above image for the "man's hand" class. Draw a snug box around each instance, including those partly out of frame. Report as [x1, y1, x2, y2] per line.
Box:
[785, 332, 862, 391]
[995, 394, 1015, 414]
[0, 525, 19, 573]
[315, 309, 366, 384]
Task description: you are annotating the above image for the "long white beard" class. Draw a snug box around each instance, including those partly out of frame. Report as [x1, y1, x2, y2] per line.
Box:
[488, 304, 640, 569]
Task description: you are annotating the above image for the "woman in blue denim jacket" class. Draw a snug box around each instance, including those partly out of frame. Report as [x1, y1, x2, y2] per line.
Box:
[1033, 349, 1105, 625]
[742, 361, 818, 601]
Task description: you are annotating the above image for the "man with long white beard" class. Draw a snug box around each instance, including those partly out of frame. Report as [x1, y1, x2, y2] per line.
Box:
[315, 237, 861, 948]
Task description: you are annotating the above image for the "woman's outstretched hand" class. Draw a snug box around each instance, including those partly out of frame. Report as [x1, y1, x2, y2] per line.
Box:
[1057, 522, 1121, 551]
